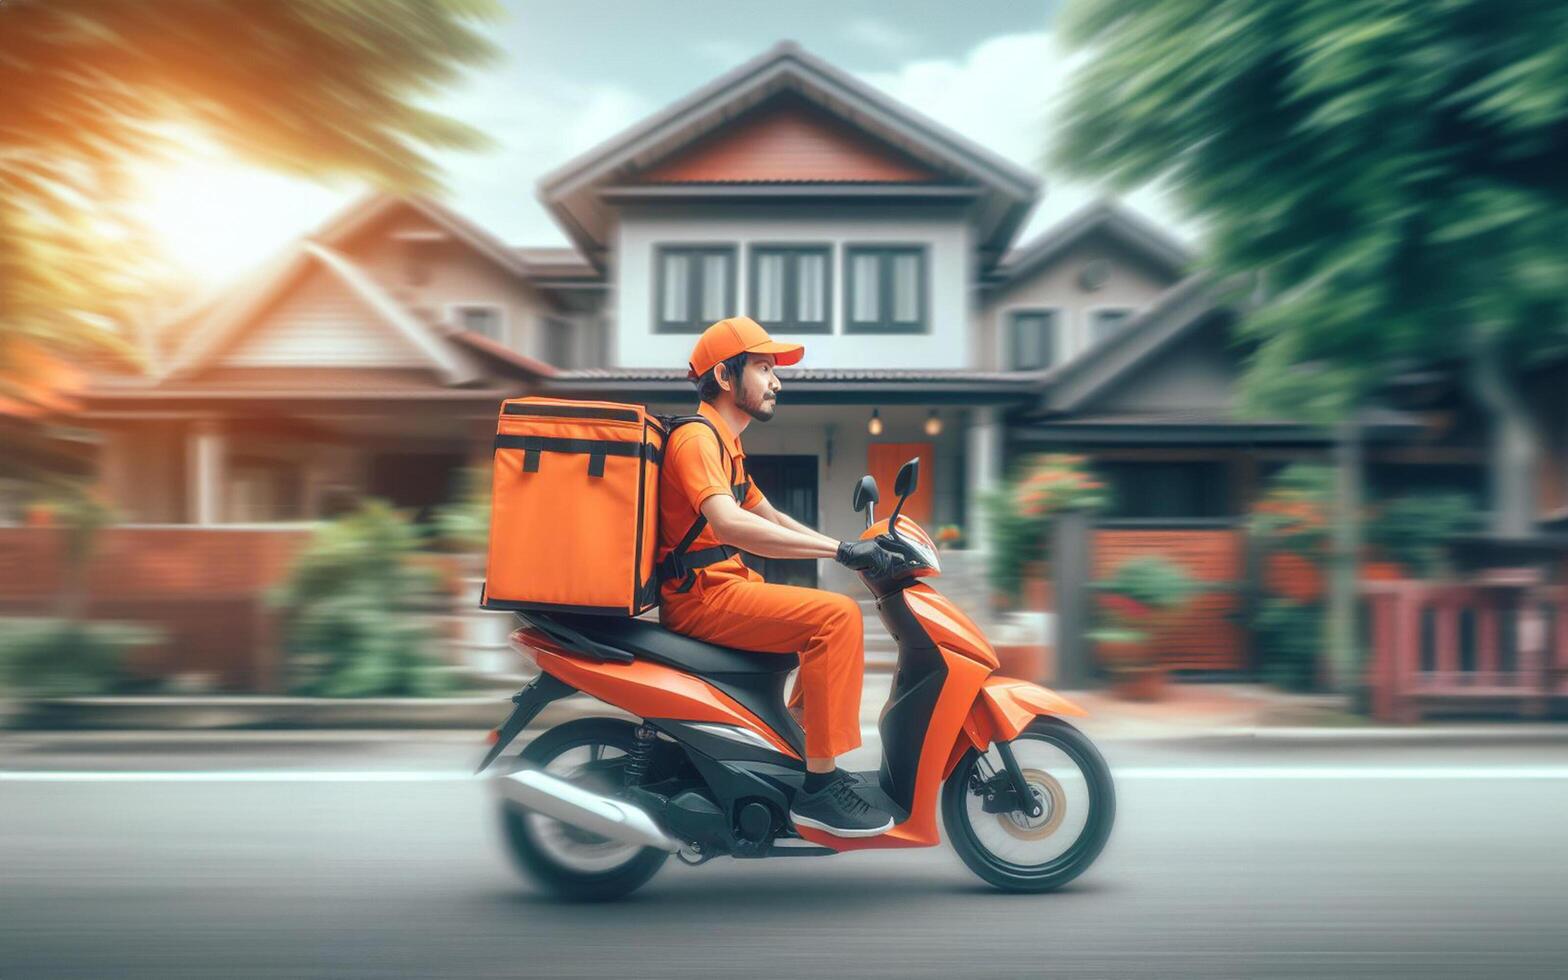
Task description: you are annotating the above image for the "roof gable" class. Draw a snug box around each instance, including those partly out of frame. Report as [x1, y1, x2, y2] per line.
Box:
[994, 200, 1192, 294]
[1038, 276, 1229, 414]
[638, 97, 943, 184]
[313, 194, 531, 280]
[540, 41, 1039, 265]
[215, 263, 430, 371]
[164, 242, 479, 385]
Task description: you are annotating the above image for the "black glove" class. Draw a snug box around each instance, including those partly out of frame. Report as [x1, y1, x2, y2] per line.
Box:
[836, 538, 893, 577]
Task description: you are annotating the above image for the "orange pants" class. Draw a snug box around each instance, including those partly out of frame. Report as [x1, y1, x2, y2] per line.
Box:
[661, 574, 864, 759]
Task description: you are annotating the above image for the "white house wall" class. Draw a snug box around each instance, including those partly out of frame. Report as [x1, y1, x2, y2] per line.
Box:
[975, 232, 1176, 370]
[219, 266, 430, 369]
[350, 213, 556, 361]
[614, 204, 973, 369]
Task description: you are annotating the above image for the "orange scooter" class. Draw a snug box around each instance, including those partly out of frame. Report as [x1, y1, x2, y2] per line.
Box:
[478, 458, 1115, 900]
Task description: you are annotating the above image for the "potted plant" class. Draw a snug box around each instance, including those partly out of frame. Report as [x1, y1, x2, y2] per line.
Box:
[1090, 556, 1197, 701]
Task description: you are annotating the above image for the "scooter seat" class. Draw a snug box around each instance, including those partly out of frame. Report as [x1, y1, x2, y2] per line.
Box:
[533, 612, 798, 677]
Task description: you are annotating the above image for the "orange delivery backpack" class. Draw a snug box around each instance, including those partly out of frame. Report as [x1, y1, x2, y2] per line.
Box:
[479, 396, 726, 617]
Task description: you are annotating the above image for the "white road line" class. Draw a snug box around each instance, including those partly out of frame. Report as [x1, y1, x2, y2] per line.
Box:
[0, 771, 475, 782]
[1116, 767, 1568, 780]
[4, 766, 1568, 782]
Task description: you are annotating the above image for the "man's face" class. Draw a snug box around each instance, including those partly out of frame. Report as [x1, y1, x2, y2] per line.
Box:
[723, 354, 781, 422]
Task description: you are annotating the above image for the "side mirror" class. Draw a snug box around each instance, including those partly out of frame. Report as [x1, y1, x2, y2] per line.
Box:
[853, 475, 880, 527]
[887, 458, 919, 536]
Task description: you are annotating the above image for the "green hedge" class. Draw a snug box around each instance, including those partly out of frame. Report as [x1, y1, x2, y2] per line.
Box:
[0, 619, 161, 698]
[271, 500, 453, 698]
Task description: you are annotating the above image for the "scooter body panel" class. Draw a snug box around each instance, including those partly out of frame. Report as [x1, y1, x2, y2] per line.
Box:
[523, 634, 801, 760]
[797, 641, 991, 851]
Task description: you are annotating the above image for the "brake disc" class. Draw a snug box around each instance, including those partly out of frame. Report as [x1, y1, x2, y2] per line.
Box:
[996, 768, 1066, 841]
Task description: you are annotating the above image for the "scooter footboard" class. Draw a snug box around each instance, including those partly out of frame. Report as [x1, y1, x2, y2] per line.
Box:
[944, 676, 1088, 778]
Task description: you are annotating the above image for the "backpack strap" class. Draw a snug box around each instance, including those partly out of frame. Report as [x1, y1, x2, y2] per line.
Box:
[656, 415, 744, 594]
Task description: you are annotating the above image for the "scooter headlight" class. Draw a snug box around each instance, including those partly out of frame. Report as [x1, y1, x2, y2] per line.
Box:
[901, 535, 939, 574]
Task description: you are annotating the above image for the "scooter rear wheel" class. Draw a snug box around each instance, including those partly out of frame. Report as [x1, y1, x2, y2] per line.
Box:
[941, 717, 1115, 893]
[497, 717, 668, 902]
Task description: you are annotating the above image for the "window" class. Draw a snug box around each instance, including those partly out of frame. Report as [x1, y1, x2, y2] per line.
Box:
[655, 245, 736, 333]
[1089, 307, 1134, 345]
[1005, 309, 1059, 370]
[844, 245, 927, 333]
[749, 245, 832, 333]
[543, 317, 573, 368]
[1098, 461, 1231, 519]
[452, 304, 503, 341]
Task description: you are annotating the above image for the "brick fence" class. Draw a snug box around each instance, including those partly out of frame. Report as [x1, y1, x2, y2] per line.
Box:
[0, 526, 314, 691]
[1093, 528, 1248, 672]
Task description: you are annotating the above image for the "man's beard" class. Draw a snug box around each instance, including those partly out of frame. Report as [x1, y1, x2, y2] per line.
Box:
[736, 376, 777, 422]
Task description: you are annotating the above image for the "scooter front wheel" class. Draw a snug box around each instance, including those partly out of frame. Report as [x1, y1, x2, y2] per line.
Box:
[941, 717, 1115, 893]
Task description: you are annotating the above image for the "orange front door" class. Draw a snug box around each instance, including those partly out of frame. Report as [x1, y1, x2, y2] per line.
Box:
[866, 442, 933, 524]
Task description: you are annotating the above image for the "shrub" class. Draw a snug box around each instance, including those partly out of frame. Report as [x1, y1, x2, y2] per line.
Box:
[985, 454, 1109, 601]
[430, 466, 490, 553]
[0, 619, 160, 698]
[1092, 555, 1199, 639]
[1254, 599, 1322, 691]
[272, 501, 453, 698]
[1368, 492, 1476, 578]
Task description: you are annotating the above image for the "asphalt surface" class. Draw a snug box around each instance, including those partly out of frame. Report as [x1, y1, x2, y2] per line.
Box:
[4, 732, 1568, 979]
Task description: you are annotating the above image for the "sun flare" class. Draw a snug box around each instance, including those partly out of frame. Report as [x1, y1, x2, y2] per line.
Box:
[127, 139, 354, 287]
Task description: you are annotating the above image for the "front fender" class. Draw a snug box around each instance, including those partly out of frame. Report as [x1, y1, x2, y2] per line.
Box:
[944, 676, 1088, 778]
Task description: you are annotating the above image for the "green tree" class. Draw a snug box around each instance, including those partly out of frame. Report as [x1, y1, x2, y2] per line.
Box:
[1057, 0, 1568, 536]
[0, 0, 498, 425]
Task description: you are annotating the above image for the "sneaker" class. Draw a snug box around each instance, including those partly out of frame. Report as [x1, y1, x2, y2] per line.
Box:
[789, 772, 895, 838]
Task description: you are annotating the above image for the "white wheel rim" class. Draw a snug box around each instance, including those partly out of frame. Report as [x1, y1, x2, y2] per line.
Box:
[520, 744, 644, 873]
[964, 739, 1092, 868]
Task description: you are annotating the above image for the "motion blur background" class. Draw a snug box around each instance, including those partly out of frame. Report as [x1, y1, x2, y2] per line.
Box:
[4, 1, 1568, 977]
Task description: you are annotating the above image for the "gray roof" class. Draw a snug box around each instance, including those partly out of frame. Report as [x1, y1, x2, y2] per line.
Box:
[1034, 275, 1231, 413]
[1017, 407, 1423, 445]
[546, 366, 1047, 405]
[991, 199, 1193, 292]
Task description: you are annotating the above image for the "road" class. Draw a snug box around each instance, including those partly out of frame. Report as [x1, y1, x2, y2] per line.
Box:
[3, 731, 1568, 979]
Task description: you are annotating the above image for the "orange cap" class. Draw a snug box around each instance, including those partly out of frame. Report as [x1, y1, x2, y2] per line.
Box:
[686, 316, 805, 380]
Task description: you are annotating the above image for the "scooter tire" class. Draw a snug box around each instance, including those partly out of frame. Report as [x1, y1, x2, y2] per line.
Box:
[497, 717, 668, 902]
[941, 716, 1115, 893]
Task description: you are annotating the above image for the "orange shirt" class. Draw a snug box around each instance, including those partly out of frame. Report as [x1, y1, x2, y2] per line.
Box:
[657, 401, 766, 592]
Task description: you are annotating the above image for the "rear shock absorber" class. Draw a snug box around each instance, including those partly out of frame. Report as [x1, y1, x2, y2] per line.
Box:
[624, 724, 657, 789]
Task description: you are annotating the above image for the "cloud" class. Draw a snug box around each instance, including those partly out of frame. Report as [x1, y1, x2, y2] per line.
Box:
[857, 31, 1195, 244]
[692, 38, 755, 68]
[841, 16, 919, 56]
[431, 65, 656, 246]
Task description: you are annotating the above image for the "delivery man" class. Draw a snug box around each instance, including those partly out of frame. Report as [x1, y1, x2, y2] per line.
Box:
[657, 315, 896, 837]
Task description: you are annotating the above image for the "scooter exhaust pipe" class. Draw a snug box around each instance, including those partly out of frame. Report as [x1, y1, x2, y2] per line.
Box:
[491, 769, 681, 853]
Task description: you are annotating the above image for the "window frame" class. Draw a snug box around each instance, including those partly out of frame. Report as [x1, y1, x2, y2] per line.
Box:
[843, 244, 929, 334]
[446, 303, 507, 344]
[653, 243, 738, 334]
[747, 243, 834, 335]
[1002, 307, 1062, 371]
[1086, 305, 1136, 347]
[541, 315, 573, 368]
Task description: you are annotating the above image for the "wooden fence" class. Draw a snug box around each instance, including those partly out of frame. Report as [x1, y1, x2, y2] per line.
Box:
[1365, 580, 1568, 722]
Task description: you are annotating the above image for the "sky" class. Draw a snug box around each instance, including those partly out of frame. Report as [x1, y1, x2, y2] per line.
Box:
[131, 0, 1186, 286]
